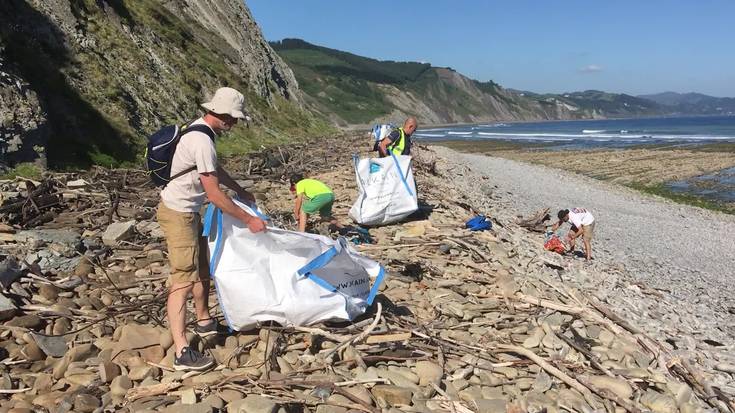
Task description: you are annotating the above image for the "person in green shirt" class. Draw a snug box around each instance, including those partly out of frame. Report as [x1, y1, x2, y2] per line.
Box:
[289, 173, 341, 233]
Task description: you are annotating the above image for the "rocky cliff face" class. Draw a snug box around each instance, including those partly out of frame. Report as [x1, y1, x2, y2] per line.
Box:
[358, 67, 590, 126]
[0, 0, 310, 169]
[274, 39, 666, 126]
[273, 40, 617, 126]
[382, 67, 585, 125]
[160, 0, 300, 103]
[0, 39, 48, 168]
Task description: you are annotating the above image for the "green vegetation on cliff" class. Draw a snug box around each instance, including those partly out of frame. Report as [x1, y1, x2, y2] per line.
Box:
[272, 39, 433, 123]
[519, 90, 662, 117]
[272, 38, 679, 126]
[0, 0, 332, 170]
[273, 39, 533, 125]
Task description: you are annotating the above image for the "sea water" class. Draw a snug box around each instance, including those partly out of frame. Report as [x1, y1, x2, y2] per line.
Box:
[415, 115, 735, 149]
[416, 115, 735, 204]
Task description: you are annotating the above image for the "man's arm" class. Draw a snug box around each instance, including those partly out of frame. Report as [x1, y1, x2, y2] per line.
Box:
[378, 131, 398, 156]
[200, 172, 265, 233]
[293, 194, 303, 217]
[377, 138, 390, 156]
[216, 166, 255, 204]
[569, 224, 583, 239]
[550, 220, 562, 232]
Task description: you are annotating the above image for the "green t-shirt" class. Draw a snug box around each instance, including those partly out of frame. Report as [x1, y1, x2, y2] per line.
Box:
[295, 179, 332, 199]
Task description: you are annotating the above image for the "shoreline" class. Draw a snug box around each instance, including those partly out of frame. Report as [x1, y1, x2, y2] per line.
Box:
[343, 113, 735, 132]
[432, 139, 735, 214]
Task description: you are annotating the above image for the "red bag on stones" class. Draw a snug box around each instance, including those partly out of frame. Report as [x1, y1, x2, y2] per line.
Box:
[544, 235, 566, 254]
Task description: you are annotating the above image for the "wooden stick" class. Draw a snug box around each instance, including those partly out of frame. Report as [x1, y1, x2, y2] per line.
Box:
[446, 237, 491, 263]
[333, 378, 388, 386]
[146, 360, 175, 372]
[586, 295, 643, 335]
[0, 388, 31, 394]
[125, 381, 181, 401]
[292, 326, 349, 342]
[499, 344, 649, 412]
[555, 331, 613, 377]
[446, 259, 496, 278]
[323, 302, 382, 360]
[680, 359, 733, 413]
[496, 344, 600, 409]
[356, 242, 442, 251]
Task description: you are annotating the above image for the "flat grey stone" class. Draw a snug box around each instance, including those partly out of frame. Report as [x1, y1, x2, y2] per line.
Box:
[31, 332, 67, 358]
[0, 292, 17, 321]
[102, 221, 136, 246]
[0, 256, 22, 289]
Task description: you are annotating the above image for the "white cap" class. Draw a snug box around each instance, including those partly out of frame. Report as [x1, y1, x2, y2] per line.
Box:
[201, 87, 248, 119]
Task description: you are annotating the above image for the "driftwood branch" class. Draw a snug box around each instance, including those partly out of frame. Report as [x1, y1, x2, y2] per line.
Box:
[125, 381, 181, 401]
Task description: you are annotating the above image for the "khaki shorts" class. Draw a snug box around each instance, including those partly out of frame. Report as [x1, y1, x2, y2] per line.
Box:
[157, 202, 209, 285]
[582, 221, 596, 241]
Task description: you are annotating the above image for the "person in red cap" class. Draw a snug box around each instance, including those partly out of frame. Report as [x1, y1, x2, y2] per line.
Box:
[157, 87, 266, 371]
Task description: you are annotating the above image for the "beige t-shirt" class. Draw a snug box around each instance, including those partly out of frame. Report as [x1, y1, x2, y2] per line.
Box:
[160, 118, 217, 212]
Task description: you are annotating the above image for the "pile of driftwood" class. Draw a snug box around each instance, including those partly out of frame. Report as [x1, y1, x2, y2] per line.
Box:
[516, 208, 551, 233]
[0, 136, 731, 413]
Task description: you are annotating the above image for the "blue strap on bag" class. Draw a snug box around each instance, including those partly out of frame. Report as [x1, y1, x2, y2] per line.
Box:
[296, 246, 340, 292]
[202, 204, 233, 329]
[297, 245, 385, 306]
[366, 266, 385, 305]
[390, 152, 414, 197]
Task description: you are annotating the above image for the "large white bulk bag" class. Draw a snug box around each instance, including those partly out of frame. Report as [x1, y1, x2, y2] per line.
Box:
[203, 202, 385, 331]
[349, 153, 418, 226]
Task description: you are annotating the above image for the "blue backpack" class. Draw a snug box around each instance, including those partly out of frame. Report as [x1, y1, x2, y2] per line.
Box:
[145, 123, 215, 187]
[371, 123, 396, 143]
[465, 215, 492, 231]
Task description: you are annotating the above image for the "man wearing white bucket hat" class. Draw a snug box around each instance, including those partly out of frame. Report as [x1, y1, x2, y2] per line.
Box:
[157, 87, 266, 371]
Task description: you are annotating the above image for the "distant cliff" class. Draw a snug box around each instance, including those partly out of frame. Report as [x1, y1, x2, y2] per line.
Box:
[639, 92, 735, 116]
[0, 0, 327, 169]
[272, 39, 667, 126]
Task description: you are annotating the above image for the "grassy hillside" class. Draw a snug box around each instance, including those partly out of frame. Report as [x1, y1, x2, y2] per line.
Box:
[520, 90, 663, 117]
[272, 39, 434, 123]
[273, 39, 676, 125]
[640, 92, 735, 115]
[273, 39, 539, 125]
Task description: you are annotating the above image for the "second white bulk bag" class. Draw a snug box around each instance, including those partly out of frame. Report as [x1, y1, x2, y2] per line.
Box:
[349, 153, 418, 226]
[203, 202, 385, 331]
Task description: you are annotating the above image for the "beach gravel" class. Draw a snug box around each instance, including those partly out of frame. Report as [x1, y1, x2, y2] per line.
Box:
[435, 146, 735, 340]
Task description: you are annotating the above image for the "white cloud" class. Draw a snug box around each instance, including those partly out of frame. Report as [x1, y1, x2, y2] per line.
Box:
[579, 64, 603, 73]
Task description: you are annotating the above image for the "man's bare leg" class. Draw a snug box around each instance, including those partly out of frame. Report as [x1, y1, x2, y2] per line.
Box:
[168, 282, 194, 356]
[192, 278, 212, 326]
[583, 235, 593, 261]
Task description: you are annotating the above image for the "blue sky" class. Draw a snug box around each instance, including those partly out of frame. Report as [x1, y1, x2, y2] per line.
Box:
[249, 1, 735, 97]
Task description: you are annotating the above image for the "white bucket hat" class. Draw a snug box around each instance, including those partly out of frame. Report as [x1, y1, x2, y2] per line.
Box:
[201, 87, 248, 119]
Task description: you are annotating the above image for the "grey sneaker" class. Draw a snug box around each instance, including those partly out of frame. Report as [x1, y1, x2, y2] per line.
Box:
[193, 320, 223, 337]
[173, 347, 214, 371]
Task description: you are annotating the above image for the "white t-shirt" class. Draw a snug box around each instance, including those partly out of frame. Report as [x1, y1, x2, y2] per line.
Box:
[567, 208, 595, 227]
[160, 118, 217, 212]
